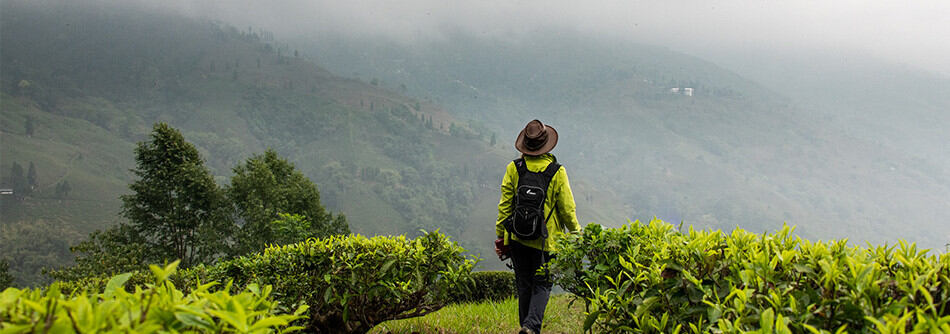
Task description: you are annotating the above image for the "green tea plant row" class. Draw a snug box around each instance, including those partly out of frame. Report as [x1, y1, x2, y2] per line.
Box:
[0, 261, 306, 333]
[446, 271, 516, 304]
[210, 231, 477, 333]
[8, 231, 477, 334]
[549, 220, 950, 333]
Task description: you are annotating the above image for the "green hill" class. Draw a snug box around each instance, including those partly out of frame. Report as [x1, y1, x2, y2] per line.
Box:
[300, 30, 950, 248]
[0, 1, 624, 286]
[5, 0, 948, 286]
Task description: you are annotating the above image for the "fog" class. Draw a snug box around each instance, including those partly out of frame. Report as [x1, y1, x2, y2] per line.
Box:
[153, 0, 950, 76]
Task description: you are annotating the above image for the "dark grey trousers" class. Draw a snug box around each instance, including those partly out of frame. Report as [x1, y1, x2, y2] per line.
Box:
[510, 241, 552, 333]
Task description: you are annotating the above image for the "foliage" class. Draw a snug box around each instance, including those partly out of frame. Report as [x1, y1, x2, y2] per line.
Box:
[26, 162, 37, 192]
[0, 2, 509, 286]
[24, 116, 35, 137]
[45, 223, 149, 283]
[120, 123, 233, 268]
[447, 271, 516, 304]
[0, 259, 13, 290]
[549, 219, 950, 333]
[0, 261, 307, 333]
[53, 262, 220, 297]
[0, 219, 81, 287]
[227, 149, 348, 256]
[266, 213, 346, 248]
[54, 180, 71, 199]
[211, 231, 478, 334]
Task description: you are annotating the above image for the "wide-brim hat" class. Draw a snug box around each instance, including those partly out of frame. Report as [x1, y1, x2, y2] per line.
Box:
[515, 119, 558, 156]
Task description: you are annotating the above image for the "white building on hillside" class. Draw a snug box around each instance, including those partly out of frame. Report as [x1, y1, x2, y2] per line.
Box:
[669, 87, 694, 97]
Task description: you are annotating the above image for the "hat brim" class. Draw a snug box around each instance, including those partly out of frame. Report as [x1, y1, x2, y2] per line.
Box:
[515, 125, 558, 156]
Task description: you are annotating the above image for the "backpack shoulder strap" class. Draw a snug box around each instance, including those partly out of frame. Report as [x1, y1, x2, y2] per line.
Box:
[541, 161, 561, 178]
[514, 158, 528, 176]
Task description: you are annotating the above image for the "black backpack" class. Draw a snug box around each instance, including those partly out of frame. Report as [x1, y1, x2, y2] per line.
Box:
[503, 157, 560, 240]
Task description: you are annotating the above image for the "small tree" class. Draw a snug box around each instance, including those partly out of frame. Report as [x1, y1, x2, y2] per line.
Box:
[228, 149, 348, 255]
[25, 117, 34, 137]
[8, 162, 26, 198]
[55, 180, 71, 199]
[0, 258, 14, 289]
[26, 162, 37, 192]
[120, 123, 232, 267]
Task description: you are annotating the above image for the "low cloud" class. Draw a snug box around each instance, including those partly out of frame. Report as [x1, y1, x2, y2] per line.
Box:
[130, 0, 950, 75]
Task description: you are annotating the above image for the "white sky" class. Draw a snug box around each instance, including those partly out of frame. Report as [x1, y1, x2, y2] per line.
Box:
[160, 0, 950, 75]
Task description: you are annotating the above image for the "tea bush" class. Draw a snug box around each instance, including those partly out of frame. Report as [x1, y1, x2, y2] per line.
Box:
[447, 271, 516, 304]
[55, 263, 215, 295]
[47, 231, 477, 333]
[0, 261, 305, 333]
[211, 231, 477, 334]
[550, 219, 950, 333]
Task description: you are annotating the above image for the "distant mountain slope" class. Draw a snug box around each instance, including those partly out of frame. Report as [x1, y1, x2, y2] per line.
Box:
[0, 1, 626, 285]
[299, 30, 950, 248]
[709, 50, 950, 169]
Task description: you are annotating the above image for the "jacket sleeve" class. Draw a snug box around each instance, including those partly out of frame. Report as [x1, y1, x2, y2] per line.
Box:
[556, 167, 581, 233]
[495, 162, 516, 239]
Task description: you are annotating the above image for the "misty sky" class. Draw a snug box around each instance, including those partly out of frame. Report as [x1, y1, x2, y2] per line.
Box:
[156, 0, 950, 75]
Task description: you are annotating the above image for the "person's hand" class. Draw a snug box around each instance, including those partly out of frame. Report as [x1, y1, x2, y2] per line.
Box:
[494, 238, 504, 256]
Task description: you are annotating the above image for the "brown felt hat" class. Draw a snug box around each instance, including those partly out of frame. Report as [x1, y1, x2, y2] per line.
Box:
[515, 119, 558, 156]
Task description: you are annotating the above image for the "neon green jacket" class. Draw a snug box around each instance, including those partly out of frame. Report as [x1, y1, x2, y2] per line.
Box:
[495, 153, 580, 252]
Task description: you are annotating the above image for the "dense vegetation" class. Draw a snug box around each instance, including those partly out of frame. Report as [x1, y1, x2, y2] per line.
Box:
[9, 231, 476, 334]
[120, 123, 234, 268]
[447, 271, 517, 304]
[550, 220, 950, 333]
[45, 123, 349, 282]
[212, 232, 476, 333]
[10, 221, 950, 333]
[3, 3, 949, 332]
[0, 0, 518, 285]
[1, 261, 307, 333]
[228, 150, 349, 256]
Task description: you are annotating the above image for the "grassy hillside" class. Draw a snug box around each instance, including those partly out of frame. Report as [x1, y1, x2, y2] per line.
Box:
[300, 30, 950, 249]
[0, 1, 625, 285]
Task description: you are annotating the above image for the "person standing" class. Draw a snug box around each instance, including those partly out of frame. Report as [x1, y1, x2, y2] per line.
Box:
[495, 119, 580, 334]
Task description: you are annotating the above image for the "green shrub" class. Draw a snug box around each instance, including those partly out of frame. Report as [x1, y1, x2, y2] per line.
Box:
[0, 261, 306, 333]
[550, 219, 950, 333]
[55, 264, 215, 295]
[448, 271, 516, 304]
[210, 231, 477, 334]
[49, 231, 477, 333]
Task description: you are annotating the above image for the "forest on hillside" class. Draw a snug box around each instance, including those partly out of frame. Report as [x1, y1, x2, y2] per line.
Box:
[0, 0, 531, 286]
[3, 0, 950, 290]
